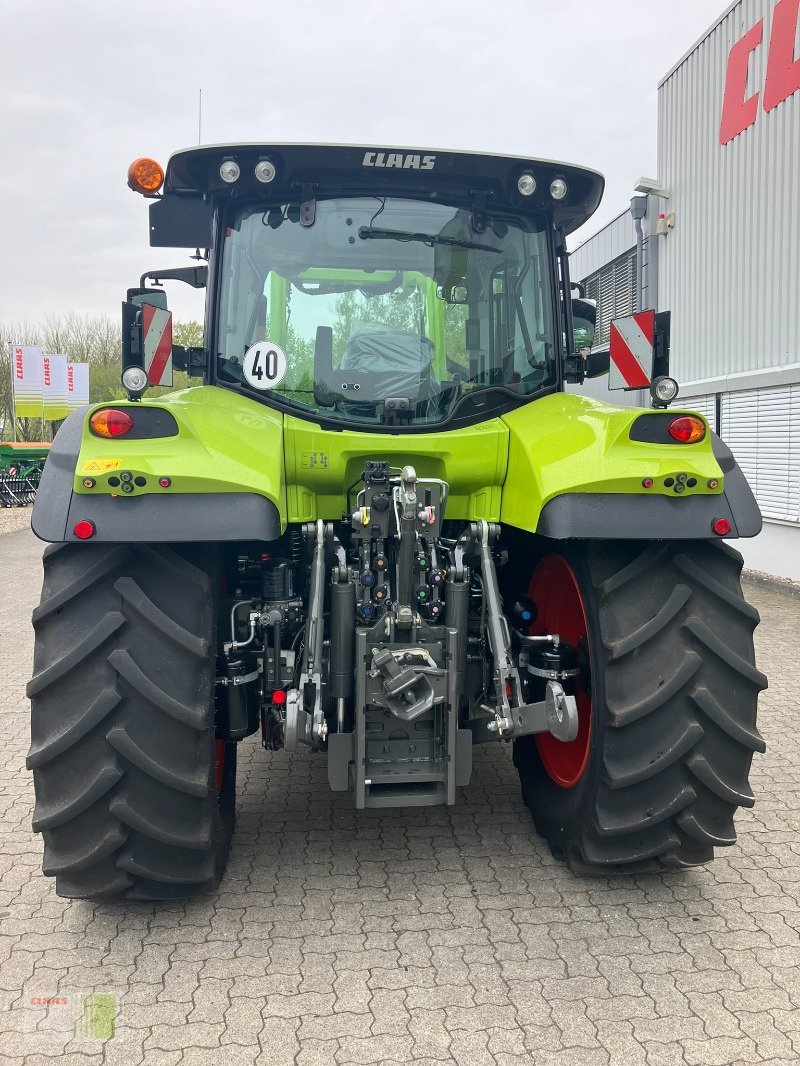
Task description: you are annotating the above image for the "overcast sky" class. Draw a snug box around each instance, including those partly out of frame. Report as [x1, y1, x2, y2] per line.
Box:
[1, 0, 726, 325]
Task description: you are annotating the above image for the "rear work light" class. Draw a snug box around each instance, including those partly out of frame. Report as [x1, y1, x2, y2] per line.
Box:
[89, 408, 134, 438]
[668, 416, 706, 444]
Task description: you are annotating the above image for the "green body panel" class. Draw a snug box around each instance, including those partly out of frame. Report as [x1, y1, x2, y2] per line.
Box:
[283, 414, 507, 522]
[73, 386, 723, 534]
[76, 387, 288, 521]
[500, 393, 723, 532]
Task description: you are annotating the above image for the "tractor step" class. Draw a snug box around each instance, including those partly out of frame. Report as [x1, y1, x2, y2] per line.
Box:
[361, 781, 448, 808]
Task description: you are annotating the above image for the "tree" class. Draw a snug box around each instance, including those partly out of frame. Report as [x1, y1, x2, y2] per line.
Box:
[173, 320, 204, 349]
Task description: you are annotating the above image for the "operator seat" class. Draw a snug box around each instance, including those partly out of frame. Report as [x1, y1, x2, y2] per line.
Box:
[340, 323, 435, 405]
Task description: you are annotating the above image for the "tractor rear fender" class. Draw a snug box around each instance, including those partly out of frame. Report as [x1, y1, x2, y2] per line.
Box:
[500, 395, 761, 541]
[534, 435, 761, 540]
[31, 401, 284, 544]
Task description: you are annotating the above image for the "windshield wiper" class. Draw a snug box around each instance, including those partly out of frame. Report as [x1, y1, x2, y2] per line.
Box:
[358, 226, 501, 253]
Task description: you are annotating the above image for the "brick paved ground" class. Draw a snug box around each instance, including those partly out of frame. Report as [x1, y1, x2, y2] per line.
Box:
[2, 526, 799, 1065]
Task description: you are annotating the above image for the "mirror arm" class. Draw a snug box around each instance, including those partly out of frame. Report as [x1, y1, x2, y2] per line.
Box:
[172, 344, 188, 372]
[139, 265, 208, 290]
[172, 345, 207, 377]
[584, 347, 611, 378]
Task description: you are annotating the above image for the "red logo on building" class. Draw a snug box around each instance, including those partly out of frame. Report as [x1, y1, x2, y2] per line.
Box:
[720, 0, 800, 144]
[14, 348, 23, 379]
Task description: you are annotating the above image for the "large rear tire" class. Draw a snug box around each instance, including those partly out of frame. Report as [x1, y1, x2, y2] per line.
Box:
[27, 542, 235, 900]
[513, 539, 767, 874]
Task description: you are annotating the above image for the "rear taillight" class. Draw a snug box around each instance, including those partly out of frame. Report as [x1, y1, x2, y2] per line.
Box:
[713, 518, 732, 536]
[89, 408, 134, 438]
[668, 416, 705, 444]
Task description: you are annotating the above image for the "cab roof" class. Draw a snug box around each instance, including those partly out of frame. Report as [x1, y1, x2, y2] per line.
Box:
[162, 142, 604, 236]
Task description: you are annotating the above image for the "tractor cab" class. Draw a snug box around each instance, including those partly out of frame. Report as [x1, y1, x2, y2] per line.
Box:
[125, 144, 607, 425]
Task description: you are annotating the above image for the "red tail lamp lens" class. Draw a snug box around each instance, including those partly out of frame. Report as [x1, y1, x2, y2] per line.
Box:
[713, 518, 732, 536]
[73, 520, 95, 540]
[90, 408, 134, 438]
[272, 690, 287, 705]
[668, 416, 706, 443]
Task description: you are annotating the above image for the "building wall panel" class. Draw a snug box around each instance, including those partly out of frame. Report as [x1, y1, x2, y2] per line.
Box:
[570, 211, 637, 283]
[563, 0, 800, 575]
[721, 384, 800, 522]
[658, 0, 800, 387]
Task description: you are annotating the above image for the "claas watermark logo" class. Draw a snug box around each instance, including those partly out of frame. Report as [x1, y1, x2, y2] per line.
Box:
[75, 994, 117, 1039]
[29, 992, 121, 1040]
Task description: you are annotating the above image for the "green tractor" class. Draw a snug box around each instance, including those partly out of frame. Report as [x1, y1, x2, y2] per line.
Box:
[27, 145, 766, 899]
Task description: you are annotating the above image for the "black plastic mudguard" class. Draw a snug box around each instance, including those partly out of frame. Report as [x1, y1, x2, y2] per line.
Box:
[536, 434, 762, 540]
[31, 409, 282, 544]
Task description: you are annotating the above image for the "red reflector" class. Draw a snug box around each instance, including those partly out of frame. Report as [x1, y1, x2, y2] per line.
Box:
[73, 520, 95, 540]
[90, 408, 134, 438]
[642, 478, 654, 489]
[272, 690, 287, 705]
[668, 416, 705, 444]
[712, 518, 731, 536]
[158, 477, 171, 488]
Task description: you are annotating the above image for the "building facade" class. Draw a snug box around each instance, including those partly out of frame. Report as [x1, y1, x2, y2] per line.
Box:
[569, 0, 800, 580]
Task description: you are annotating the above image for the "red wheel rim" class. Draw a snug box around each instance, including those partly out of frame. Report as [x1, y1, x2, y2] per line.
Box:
[527, 555, 592, 788]
[214, 739, 225, 795]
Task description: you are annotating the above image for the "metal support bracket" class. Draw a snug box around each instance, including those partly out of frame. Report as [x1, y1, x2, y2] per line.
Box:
[511, 681, 579, 742]
[215, 669, 260, 687]
[470, 189, 489, 233]
[284, 689, 313, 751]
[299, 183, 316, 228]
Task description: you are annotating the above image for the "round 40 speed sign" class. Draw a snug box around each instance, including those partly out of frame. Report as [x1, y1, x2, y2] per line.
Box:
[242, 342, 288, 390]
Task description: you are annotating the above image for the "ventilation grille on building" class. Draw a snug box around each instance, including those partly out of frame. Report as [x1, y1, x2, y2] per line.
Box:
[721, 385, 800, 524]
[583, 250, 637, 344]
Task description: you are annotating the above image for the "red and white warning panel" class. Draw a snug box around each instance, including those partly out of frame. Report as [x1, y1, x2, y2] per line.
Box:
[609, 310, 656, 390]
[142, 304, 173, 387]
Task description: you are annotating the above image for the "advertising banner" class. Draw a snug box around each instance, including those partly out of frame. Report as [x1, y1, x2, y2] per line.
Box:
[42, 353, 70, 421]
[10, 344, 44, 419]
[66, 362, 90, 410]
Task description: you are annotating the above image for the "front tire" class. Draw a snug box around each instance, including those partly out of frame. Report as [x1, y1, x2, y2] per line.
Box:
[27, 542, 235, 900]
[513, 539, 767, 874]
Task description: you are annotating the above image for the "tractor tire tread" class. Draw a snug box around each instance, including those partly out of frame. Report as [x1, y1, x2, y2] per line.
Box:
[28, 542, 233, 900]
[26, 688, 121, 769]
[516, 539, 765, 875]
[27, 611, 125, 696]
[32, 761, 123, 831]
